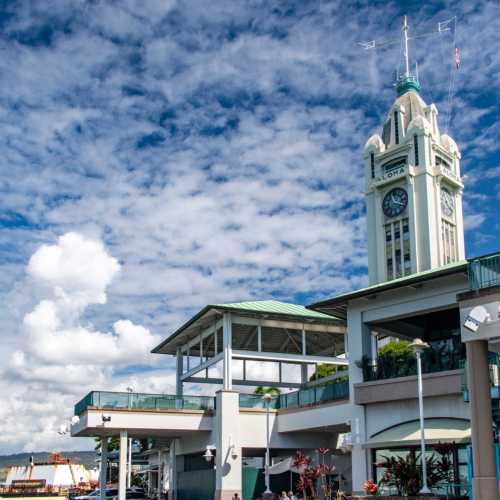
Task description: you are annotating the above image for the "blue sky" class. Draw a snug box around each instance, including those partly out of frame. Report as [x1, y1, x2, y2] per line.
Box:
[0, 0, 498, 453]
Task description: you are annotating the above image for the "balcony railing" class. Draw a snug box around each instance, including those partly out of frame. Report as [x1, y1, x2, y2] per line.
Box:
[74, 391, 215, 416]
[469, 252, 500, 290]
[462, 354, 500, 397]
[239, 381, 349, 410]
[362, 350, 463, 382]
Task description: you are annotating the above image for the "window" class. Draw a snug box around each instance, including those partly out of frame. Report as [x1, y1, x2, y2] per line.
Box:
[436, 155, 452, 172]
[414, 134, 419, 165]
[370, 152, 375, 179]
[385, 218, 411, 280]
[372, 445, 469, 496]
[442, 219, 457, 264]
[394, 111, 399, 144]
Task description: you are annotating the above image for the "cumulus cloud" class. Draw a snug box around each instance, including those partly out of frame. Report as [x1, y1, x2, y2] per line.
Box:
[2, 233, 165, 452]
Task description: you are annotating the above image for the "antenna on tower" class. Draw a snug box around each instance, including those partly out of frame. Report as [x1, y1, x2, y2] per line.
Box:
[358, 16, 456, 97]
[402, 15, 410, 78]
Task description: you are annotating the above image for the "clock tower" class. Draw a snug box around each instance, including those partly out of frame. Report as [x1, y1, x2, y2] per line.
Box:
[364, 23, 465, 285]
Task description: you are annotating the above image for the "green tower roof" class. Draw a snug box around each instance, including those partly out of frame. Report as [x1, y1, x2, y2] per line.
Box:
[396, 75, 421, 96]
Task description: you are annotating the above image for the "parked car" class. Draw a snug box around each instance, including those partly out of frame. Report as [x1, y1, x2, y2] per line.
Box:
[74, 489, 119, 500]
[108, 488, 146, 500]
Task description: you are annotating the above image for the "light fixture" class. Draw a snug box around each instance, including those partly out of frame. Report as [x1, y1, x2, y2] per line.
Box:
[71, 416, 80, 426]
[228, 436, 238, 459]
[203, 446, 215, 463]
[409, 337, 430, 353]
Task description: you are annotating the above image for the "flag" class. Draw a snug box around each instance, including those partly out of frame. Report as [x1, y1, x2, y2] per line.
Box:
[455, 47, 461, 69]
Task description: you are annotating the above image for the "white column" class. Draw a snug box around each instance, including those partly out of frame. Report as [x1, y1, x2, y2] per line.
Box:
[215, 391, 241, 499]
[119, 431, 128, 500]
[157, 451, 162, 500]
[176, 348, 183, 397]
[169, 440, 177, 500]
[99, 438, 108, 500]
[347, 309, 370, 494]
[370, 331, 378, 364]
[127, 438, 132, 488]
[222, 313, 232, 390]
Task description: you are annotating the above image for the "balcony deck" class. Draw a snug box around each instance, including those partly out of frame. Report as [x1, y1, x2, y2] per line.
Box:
[469, 252, 500, 290]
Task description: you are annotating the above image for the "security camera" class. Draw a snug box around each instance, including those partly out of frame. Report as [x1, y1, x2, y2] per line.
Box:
[464, 305, 491, 332]
[102, 415, 111, 423]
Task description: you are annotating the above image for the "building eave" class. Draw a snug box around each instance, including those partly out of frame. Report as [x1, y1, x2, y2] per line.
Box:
[308, 260, 468, 319]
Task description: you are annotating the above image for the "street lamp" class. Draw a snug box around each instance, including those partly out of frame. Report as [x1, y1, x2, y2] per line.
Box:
[410, 337, 431, 494]
[263, 392, 273, 495]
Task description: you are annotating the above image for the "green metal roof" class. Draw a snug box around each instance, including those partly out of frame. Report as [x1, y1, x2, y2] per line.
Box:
[308, 260, 468, 318]
[152, 299, 341, 354]
[212, 300, 335, 320]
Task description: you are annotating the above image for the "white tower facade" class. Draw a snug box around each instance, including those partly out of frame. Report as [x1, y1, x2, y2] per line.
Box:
[364, 80, 465, 285]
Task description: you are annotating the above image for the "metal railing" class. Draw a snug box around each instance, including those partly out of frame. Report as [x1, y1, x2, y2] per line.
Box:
[239, 381, 349, 410]
[469, 252, 500, 290]
[363, 350, 463, 382]
[74, 391, 215, 415]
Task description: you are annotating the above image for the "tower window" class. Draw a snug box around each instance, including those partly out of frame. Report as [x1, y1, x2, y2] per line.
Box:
[414, 134, 419, 166]
[442, 220, 457, 264]
[370, 152, 375, 179]
[394, 111, 399, 145]
[385, 218, 411, 280]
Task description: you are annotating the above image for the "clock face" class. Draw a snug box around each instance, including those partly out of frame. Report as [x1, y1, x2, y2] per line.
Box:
[441, 187, 454, 217]
[382, 187, 408, 218]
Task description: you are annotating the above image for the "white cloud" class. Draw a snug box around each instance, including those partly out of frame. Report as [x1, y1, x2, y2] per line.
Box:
[1, 233, 164, 452]
[0, 0, 496, 453]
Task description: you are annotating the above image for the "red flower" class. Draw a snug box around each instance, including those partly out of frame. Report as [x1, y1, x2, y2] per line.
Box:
[363, 479, 378, 495]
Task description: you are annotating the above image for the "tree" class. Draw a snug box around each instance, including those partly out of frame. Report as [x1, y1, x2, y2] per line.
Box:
[253, 386, 281, 396]
[310, 363, 348, 382]
[94, 436, 120, 452]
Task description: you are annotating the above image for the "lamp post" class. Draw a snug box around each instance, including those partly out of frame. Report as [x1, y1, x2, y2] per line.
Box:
[263, 392, 273, 495]
[126, 388, 133, 489]
[410, 338, 431, 494]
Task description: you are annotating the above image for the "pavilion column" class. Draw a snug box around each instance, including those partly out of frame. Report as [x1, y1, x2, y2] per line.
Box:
[119, 431, 128, 500]
[301, 364, 308, 384]
[99, 438, 108, 500]
[467, 340, 499, 500]
[169, 440, 178, 500]
[215, 390, 241, 499]
[176, 348, 183, 397]
[222, 313, 232, 390]
[157, 450, 162, 500]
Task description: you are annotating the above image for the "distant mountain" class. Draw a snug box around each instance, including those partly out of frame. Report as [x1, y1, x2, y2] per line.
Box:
[0, 451, 98, 470]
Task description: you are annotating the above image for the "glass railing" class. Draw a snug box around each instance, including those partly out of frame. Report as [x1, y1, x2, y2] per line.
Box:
[362, 350, 463, 382]
[469, 252, 500, 290]
[280, 381, 349, 409]
[239, 394, 280, 409]
[239, 381, 349, 410]
[462, 354, 500, 399]
[74, 391, 215, 415]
